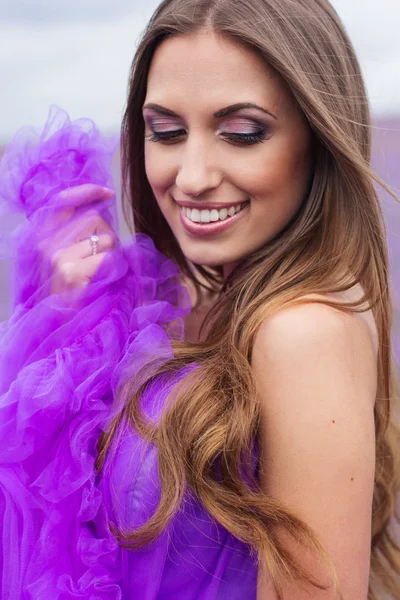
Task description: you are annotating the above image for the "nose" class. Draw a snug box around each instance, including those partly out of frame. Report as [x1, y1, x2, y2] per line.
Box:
[175, 137, 222, 197]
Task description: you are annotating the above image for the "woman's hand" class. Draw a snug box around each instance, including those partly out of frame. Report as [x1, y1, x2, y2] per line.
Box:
[37, 183, 119, 295]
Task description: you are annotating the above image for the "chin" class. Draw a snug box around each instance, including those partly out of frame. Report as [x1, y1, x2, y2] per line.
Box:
[185, 254, 223, 268]
[180, 248, 242, 270]
[171, 229, 250, 269]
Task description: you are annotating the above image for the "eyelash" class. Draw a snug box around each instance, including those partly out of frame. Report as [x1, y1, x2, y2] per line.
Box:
[145, 129, 267, 145]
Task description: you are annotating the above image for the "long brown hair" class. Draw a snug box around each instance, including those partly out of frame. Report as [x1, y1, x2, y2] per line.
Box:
[97, 0, 400, 597]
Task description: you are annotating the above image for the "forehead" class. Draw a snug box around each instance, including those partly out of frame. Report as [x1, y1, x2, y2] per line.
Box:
[145, 30, 292, 116]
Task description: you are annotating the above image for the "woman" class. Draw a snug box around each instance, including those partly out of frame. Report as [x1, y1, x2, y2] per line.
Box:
[0, 0, 399, 598]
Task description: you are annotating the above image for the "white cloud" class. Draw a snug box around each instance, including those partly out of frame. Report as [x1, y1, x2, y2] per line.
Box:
[0, 0, 399, 144]
[0, 0, 139, 22]
[331, 0, 400, 116]
[0, 10, 155, 143]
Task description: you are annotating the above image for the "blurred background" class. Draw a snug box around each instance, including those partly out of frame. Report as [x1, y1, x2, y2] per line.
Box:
[0, 0, 399, 366]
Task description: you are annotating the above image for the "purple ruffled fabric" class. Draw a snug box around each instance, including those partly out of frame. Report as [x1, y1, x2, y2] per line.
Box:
[0, 107, 192, 598]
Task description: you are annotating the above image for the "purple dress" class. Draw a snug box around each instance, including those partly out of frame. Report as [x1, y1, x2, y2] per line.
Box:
[0, 107, 258, 598]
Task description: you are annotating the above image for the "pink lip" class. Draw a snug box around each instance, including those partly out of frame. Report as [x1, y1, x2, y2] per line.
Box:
[179, 202, 249, 236]
[175, 200, 245, 210]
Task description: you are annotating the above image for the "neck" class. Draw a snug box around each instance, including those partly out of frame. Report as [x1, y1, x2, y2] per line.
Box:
[223, 260, 242, 282]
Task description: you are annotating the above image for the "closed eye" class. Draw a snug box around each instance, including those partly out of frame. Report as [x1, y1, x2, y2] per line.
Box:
[144, 129, 269, 145]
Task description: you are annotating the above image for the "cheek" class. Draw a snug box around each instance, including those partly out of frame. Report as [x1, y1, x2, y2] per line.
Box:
[144, 147, 172, 195]
[241, 143, 312, 208]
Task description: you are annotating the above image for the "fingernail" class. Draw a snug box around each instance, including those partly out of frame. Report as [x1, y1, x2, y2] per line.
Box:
[101, 187, 115, 197]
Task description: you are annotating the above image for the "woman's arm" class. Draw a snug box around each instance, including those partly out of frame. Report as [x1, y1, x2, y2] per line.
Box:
[252, 300, 377, 599]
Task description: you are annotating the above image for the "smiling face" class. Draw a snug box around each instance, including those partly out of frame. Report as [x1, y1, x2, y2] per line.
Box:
[143, 29, 314, 278]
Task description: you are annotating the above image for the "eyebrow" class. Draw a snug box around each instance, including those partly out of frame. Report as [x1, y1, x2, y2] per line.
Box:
[142, 102, 278, 120]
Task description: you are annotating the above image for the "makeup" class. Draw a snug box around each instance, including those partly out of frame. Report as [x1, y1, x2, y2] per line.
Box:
[179, 202, 249, 236]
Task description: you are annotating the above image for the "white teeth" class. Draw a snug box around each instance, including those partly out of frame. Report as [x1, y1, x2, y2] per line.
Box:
[181, 202, 247, 224]
[191, 208, 200, 222]
[200, 209, 211, 223]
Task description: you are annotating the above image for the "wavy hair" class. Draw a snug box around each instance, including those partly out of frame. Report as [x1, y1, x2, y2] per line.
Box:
[97, 0, 400, 598]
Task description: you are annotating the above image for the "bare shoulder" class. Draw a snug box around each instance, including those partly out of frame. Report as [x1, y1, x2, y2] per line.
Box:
[252, 285, 378, 598]
[252, 283, 378, 408]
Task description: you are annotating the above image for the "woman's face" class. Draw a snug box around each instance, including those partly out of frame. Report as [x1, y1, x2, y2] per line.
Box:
[143, 29, 313, 277]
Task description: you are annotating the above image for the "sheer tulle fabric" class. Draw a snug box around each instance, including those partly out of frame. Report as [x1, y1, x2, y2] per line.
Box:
[0, 107, 257, 598]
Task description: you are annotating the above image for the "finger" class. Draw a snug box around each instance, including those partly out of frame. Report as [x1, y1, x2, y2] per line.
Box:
[57, 184, 115, 208]
[37, 185, 114, 239]
[82, 253, 112, 281]
[37, 205, 76, 237]
[51, 233, 116, 266]
[73, 211, 116, 240]
[53, 212, 117, 247]
[50, 252, 109, 295]
[38, 211, 118, 265]
[77, 232, 116, 259]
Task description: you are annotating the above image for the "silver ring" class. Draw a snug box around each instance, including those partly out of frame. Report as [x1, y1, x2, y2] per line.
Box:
[89, 234, 99, 256]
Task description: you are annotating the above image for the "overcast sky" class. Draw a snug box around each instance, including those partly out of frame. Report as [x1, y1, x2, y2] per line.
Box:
[1, 0, 399, 144]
